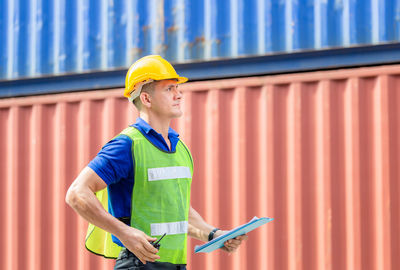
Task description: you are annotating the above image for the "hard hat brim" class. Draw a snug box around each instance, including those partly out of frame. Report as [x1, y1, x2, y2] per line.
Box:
[176, 76, 188, 84]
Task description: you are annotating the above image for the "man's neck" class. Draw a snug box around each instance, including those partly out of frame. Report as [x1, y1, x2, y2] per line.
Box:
[139, 112, 171, 139]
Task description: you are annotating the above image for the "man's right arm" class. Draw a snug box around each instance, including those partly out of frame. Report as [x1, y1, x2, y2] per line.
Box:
[65, 166, 160, 264]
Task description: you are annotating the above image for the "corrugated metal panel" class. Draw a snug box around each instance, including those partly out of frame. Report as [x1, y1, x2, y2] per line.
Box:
[1, 0, 400, 80]
[0, 64, 399, 270]
[4, 43, 400, 99]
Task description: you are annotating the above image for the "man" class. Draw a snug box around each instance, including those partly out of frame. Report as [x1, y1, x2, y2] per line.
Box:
[66, 55, 247, 269]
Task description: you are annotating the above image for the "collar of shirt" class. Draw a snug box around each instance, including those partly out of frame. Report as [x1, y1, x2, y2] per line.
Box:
[131, 117, 180, 152]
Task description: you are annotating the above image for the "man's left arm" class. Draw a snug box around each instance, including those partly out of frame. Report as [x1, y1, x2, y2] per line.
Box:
[188, 206, 248, 253]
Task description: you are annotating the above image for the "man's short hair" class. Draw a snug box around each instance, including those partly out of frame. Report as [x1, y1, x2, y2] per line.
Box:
[133, 81, 156, 110]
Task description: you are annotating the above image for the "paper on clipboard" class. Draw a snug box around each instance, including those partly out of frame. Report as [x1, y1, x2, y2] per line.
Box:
[194, 216, 273, 253]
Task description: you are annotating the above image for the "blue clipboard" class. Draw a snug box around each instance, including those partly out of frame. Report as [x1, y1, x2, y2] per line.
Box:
[194, 216, 274, 253]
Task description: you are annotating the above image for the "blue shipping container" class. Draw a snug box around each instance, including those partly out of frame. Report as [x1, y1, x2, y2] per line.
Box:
[0, 0, 400, 80]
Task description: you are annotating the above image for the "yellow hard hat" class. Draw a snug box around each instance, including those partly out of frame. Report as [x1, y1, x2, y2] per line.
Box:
[124, 55, 188, 101]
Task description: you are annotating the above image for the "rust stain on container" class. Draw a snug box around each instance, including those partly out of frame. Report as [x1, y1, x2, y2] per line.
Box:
[0, 65, 399, 270]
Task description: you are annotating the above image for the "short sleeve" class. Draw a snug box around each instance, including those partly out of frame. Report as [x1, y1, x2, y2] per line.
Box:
[88, 135, 133, 185]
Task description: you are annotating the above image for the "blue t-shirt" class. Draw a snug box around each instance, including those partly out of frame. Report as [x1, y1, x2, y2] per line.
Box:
[88, 117, 180, 246]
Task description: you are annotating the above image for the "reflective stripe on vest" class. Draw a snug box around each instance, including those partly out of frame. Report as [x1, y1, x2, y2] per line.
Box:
[150, 221, 188, 236]
[148, 166, 191, 181]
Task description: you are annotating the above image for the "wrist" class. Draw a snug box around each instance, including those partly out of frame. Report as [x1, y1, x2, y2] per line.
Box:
[114, 220, 133, 240]
[208, 228, 220, 241]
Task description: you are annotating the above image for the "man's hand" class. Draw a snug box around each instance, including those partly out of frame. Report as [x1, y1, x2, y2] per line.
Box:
[188, 206, 248, 253]
[213, 230, 248, 253]
[119, 227, 160, 264]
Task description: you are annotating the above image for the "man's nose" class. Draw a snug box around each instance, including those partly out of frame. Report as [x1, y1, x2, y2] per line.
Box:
[174, 88, 183, 99]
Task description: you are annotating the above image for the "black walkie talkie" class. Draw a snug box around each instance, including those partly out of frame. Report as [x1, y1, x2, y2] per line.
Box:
[152, 233, 166, 249]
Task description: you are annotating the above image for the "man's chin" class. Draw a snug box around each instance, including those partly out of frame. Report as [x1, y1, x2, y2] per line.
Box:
[171, 111, 183, 118]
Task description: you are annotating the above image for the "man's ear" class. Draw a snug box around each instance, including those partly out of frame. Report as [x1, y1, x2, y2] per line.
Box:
[140, 92, 152, 108]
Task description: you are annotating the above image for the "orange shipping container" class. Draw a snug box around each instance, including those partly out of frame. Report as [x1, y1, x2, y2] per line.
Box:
[0, 65, 399, 270]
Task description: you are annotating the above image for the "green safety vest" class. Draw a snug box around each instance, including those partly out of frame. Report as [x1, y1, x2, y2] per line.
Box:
[85, 127, 193, 264]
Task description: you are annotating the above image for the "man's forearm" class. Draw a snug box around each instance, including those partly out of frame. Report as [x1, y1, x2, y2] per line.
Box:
[188, 206, 215, 242]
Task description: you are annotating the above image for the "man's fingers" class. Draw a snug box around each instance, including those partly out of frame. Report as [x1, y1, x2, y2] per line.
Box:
[132, 240, 160, 265]
[224, 238, 241, 248]
[145, 235, 158, 242]
[219, 233, 248, 254]
[228, 239, 241, 245]
[225, 241, 237, 247]
[223, 245, 236, 253]
[224, 243, 238, 250]
[140, 248, 160, 260]
[224, 243, 233, 249]
[144, 251, 160, 261]
[224, 239, 243, 252]
[235, 234, 248, 241]
[135, 250, 148, 265]
[140, 242, 160, 260]
[143, 240, 159, 254]
[141, 254, 158, 263]
[136, 248, 160, 264]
